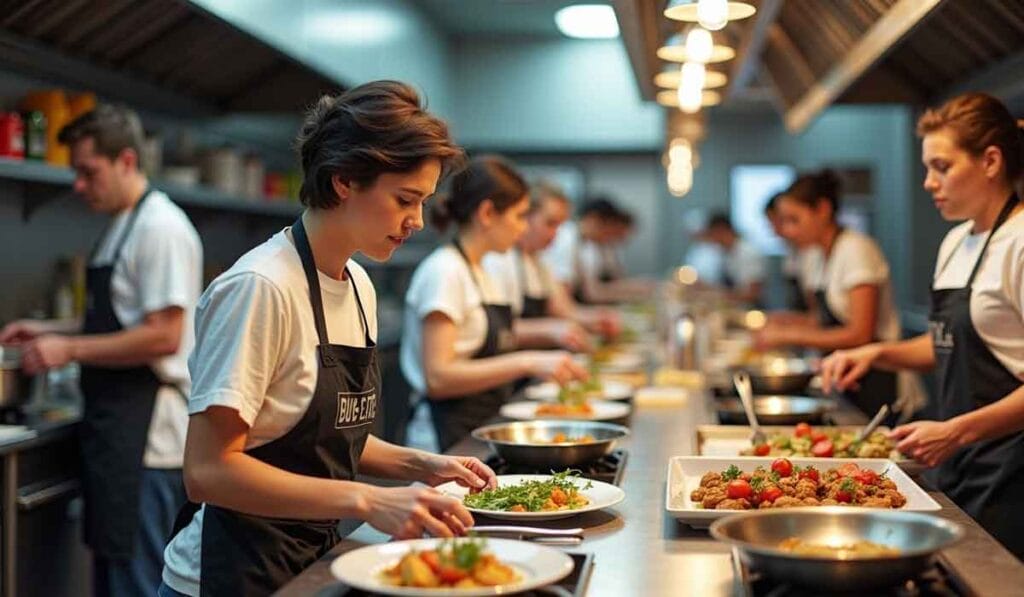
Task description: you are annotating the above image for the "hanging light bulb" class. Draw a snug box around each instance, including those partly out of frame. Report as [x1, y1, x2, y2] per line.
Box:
[657, 31, 735, 64]
[654, 65, 727, 90]
[697, 0, 728, 31]
[669, 138, 693, 164]
[667, 161, 694, 197]
[684, 27, 713, 63]
[677, 62, 705, 114]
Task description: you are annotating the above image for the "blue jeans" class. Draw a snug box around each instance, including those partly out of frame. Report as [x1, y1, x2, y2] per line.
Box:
[157, 581, 189, 597]
[92, 468, 186, 597]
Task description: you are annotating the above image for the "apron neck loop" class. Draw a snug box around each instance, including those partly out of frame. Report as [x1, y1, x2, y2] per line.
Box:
[452, 237, 485, 293]
[89, 185, 152, 263]
[963, 193, 1019, 287]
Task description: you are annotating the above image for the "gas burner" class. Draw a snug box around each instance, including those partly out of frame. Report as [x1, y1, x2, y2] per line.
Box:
[485, 450, 628, 487]
[732, 549, 966, 597]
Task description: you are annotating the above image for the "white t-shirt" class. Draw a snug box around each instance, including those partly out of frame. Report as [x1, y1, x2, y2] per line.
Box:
[89, 189, 202, 468]
[542, 222, 579, 285]
[162, 228, 378, 596]
[400, 245, 508, 396]
[933, 211, 1024, 379]
[806, 229, 900, 342]
[724, 238, 766, 287]
[482, 249, 555, 317]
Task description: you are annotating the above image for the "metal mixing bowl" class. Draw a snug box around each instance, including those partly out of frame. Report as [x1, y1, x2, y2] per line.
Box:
[735, 358, 816, 395]
[714, 395, 837, 425]
[471, 420, 630, 468]
[710, 508, 964, 590]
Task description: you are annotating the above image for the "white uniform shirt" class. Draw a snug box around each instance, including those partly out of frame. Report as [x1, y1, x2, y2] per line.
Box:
[162, 228, 377, 596]
[724, 238, 766, 287]
[542, 222, 579, 286]
[806, 229, 900, 342]
[933, 211, 1024, 379]
[482, 249, 555, 317]
[89, 189, 202, 468]
[400, 245, 508, 396]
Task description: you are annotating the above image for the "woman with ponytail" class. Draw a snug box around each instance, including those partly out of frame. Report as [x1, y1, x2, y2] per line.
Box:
[755, 168, 905, 420]
[822, 93, 1024, 559]
[400, 156, 588, 451]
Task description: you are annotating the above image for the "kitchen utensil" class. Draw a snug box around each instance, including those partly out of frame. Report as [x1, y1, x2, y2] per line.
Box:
[709, 508, 963, 590]
[714, 395, 837, 425]
[473, 526, 584, 545]
[856, 404, 890, 443]
[734, 357, 815, 395]
[733, 371, 765, 445]
[471, 420, 629, 468]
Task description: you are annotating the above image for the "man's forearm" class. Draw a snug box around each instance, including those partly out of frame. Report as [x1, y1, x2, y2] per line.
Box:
[70, 324, 178, 368]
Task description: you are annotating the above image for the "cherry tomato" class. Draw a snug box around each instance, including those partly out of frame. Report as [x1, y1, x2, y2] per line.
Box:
[799, 467, 820, 482]
[810, 430, 829, 444]
[837, 463, 861, 478]
[771, 458, 793, 477]
[759, 487, 783, 503]
[753, 443, 771, 456]
[835, 490, 852, 503]
[811, 439, 834, 458]
[855, 469, 880, 485]
[794, 423, 812, 438]
[419, 551, 441, 574]
[727, 479, 753, 500]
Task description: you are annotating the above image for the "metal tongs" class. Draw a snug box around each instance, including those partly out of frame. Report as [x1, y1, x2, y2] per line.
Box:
[733, 371, 766, 446]
[472, 525, 584, 545]
[855, 404, 890, 443]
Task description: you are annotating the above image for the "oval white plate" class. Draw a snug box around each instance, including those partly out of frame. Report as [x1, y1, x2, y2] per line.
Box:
[500, 400, 631, 421]
[594, 351, 644, 373]
[523, 380, 633, 402]
[438, 474, 626, 521]
[330, 537, 574, 596]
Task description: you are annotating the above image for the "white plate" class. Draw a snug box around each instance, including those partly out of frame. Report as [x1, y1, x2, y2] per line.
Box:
[664, 456, 940, 528]
[594, 351, 644, 373]
[500, 400, 631, 421]
[523, 380, 634, 402]
[330, 537, 574, 596]
[438, 474, 626, 521]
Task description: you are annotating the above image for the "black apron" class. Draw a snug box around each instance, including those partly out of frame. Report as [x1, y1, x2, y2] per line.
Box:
[929, 194, 1024, 559]
[516, 250, 549, 319]
[79, 188, 176, 559]
[174, 217, 380, 596]
[428, 241, 516, 451]
[815, 230, 896, 419]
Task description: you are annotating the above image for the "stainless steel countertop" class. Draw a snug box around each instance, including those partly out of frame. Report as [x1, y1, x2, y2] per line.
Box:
[277, 390, 1024, 596]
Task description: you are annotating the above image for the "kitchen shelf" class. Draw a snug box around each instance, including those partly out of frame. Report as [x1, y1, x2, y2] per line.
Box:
[0, 158, 301, 220]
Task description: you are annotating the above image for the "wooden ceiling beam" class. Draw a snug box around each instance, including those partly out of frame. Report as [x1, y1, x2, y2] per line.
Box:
[727, 0, 783, 101]
[612, 0, 661, 101]
[784, 0, 946, 133]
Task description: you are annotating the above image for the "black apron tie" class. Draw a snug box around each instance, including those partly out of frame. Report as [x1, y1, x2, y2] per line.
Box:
[928, 193, 1024, 559]
[171, 217, 380, 596]
[428, 240, 515, 451]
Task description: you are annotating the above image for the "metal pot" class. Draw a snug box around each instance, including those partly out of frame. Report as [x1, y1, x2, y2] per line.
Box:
[735, 357, 815, 395]
[471, 420, 629, 468]
[710, 508, 964, 590]
[0, 346, 33, 409]
[714, 395, 837, 425]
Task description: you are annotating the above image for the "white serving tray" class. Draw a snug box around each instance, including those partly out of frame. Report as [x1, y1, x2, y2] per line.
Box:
[665, 456, 940, 528]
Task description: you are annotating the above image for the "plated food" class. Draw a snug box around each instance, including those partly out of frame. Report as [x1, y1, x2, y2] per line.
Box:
[524, 379, 633, 402]
[499, 399, 630, 422]
[381, 537, 518, 589]
[437, 473, 625, 521]
[535, 401, 593, 417]
[330, 537, 575, 597]
[739, 422, 898, 459]
[690, 459, 908, 510]
[777, 537, 900, 558]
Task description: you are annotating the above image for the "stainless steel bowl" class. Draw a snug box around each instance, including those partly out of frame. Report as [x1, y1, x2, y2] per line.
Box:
[710, 508, 964, 590]
[471, 420, 630, 468]
[0, 346, 32, 409]
[735, 358, 815, 395]
[714, 395, 837, 425]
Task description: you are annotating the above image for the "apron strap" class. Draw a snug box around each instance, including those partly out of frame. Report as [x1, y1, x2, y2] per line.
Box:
[933, 194, 1019, 285]
[88, 186, 152, 263]
[452, 237, 487, 296]
[291, 217, 373, 361]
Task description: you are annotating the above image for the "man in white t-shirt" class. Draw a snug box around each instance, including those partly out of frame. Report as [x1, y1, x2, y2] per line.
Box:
[701, 213, 766, 305]
[1, 105, 201, 597]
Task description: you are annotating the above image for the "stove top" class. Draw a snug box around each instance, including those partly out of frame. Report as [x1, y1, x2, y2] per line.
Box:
[484, 450, 628, 486]
[337, 552, 594, 596]
[732, 549, 966, 597]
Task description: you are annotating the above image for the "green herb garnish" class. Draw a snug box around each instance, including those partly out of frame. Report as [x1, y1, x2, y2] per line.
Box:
[438, 535, 487, 570]
[721, 465, 742, 482]
[463, 470, 591, 512]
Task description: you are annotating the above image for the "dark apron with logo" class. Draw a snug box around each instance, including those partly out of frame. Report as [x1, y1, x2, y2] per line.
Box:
[517, 250, 549, 319]
[929, 194, 1024, 559]
[428, 241, 515, 452]
[815, 230, 896, 419]
[79, 189, 178, 559]
[171, 217, 380, 595]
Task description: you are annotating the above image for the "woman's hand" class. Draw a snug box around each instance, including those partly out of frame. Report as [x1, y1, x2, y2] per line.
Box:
[419, 454, 497, 492]
[520, 351, 588, 385]
[551, 321, 591, 353]
[819, 344, 883, 393]
[362, 485, 476, 539]
[20, 335, 73, 374]
[889, 420, 966, 468]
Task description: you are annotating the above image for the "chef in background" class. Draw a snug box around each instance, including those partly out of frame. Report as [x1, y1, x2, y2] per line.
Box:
[0, 104, 201, 597]
[699, 212, 766, 305]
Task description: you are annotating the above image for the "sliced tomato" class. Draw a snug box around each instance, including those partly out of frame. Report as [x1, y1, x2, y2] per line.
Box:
[811, 439, 834, 458]
[419, 551, 441, 574]
[794, 422, 812, 438]
[836, 463, 861, 478]
[854, 469, 880, 485]
[753, 443, 771, 456]
[759, 487, 783, 503]
[835, 490, 852, 503]
[438, 564, 470, 584]
[771, 458, 793, 477]
[799, 467, 820, 482]
[810, 430, 829, 444]
[727, 479, 753, 500]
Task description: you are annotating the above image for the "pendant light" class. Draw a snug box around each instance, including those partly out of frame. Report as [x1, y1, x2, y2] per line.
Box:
[664, 0, 756, 30]
[656, 89, 722, 111]
[654, 64, 727, 90]
[657, 31, 735, 64]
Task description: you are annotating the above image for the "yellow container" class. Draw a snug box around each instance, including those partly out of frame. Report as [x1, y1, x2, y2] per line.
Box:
[21, 90, 70, 166]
